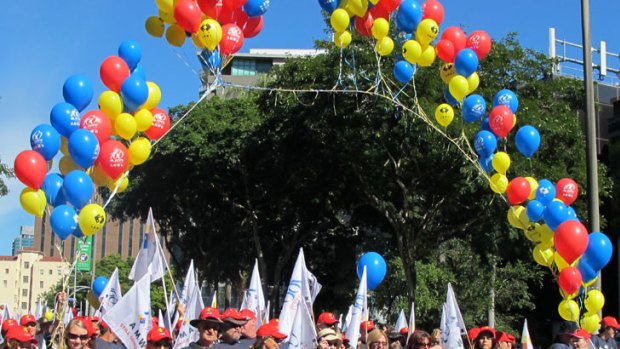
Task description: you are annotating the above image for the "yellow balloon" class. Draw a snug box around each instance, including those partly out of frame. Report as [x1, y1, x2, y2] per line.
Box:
[448, 75, 469, 101]
[334, 31, 352, 48]
[583, 274, 599, 287]
[98, 91, 123, 120]
[108, 176, 129, 193]
[440, 63, 457, 84]
[166, 24, 186, 47]
[145, 16, 165, 38]
[144, 82, 162, 111]
[584, 289, 605, 313]
[115, 113, 138, 140]
[434, 104, 454, 127]
[371, 18, 389, 40]
[558, 299, 580, 322]
[156, 0, 174, 14]
[159, 10, 176, 25]
[78, 204, 106, 236]
[192, 33, 207, 49]
[524, 223, 541, 241]
[507, 206, 525, 229]
[554, 252, 570, 272]
[418, 45, 436, 67]
[467, 72, 480, 93]
[490, 173, 508, 194]
[60, 137, 70, 156]
[402, 40, 422, 64]
[580, 313, 601, 334]
[198, 19, 222, 51]
[59, 156, 82, 175]
[560, 288, 579, 300]
[532, 244, 554, 267]
[330, 9, 350, 33]
[538, 224, 554, 247]
[369, 0, 379, 4]
[44, 311, 54, 322]
[525, 177, 538, 200]
[491, 151, 510, 174]
[20, 188, 46, 218]
[375, 37, 394, 56]
[415, 19, 438, 46]
[346, 0, 368, 17]
[134, 109, 154, 132]
[129, 137, 153, 165]
[90, 165, 111, 187]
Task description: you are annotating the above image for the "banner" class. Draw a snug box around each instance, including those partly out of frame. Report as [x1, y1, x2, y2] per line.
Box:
[76, 236, 93, 272]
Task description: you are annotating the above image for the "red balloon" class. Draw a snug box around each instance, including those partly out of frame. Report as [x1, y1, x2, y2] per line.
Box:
[375, 0, 402, 13]
[556, 178, 579, 206]
[554, 220, 589, 264]
[100, 56, 130, 93]
[174, 0, 203, 33]
[97, 140, 128, 180]
[197, 0, 223, 19]
[243, 16, 263, 38]
[436, 39, 455, 63]
[441, 27, 466, 53]
[558, 267, 582, 294]
[466, 30, 492, 60]
[219, 6, 248, 25]
[506, 177, 530, 205]
[369, 4, 390, 19]
[354, 12, 374, 37]
[145, 108, 171, 140]
[422, 0, 444, 25]
[14, 150, 47, 189]
[80, 110, 112, 145]
[488, 105, 514, 138]
[222, 0, 247, 10]
[219, 24, 245, 55]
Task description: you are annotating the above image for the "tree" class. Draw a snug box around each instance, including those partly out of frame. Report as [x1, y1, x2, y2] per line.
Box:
[0, 157, 13, 197]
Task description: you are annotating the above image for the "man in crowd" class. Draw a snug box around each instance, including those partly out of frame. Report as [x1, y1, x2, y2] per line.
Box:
[549, 321, 578, 349]
[20, 315, 37, 337]
[186, 307, 223, 349]
[591, 316, 620, 349]
[146, 327, 174, 349]
[95, 322, 126, 349]
[316, 313, 339, 332]
[215, 309, 249, 349]
[239, 309, 257, 348]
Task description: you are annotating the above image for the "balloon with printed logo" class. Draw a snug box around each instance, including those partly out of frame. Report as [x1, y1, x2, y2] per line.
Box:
[415, 18, 438, 46]
[436, 40, 455, 63]
[14, 150, 47, 190]
[220, 24, 245, 55]
[448, 75, 468, 102]
[544, 200, 569, 231]
[20, 188, 46, 218]
[558, 299, 580, 322]
[491, 151, 510, 174]
[50, 205, 78, 240]
[98, 91, 123, 120]
[50, 102, 81, 138]
[41, 173, 66, 206]
[128, 137, 152, 166]
[68, 129, 100, 169]
[440, 63, 456, 84]
[120, 75, 149, 112]
[581, 232, 613, 271]
[30, 124, 60, 161]
[394, 61, 415, 84]
[80, 110, 111, 145]
[118, 40, 142, 71]
[466, 30, 492, 60]
[462, 94, 486, 123]
[159, 9, 175, 24]
[244, 0, 270, 17]
[488, 105, 514, 138]
[395, 0, 422, 33]
[318, 0, 340, 13]
[243, 16, 264, 38]
[558, 267, 582, 294]
[454, 49, 478, 78]
[63, 75, 93, 112]
[357, 252, 387, 290]
[535, 179, 556, 205]
[100, 56, 130, 93]
[197, 19, 222, 51]
[555, 220, 589, 264]
[473, 130, 497, 158]
[98, 140, 129, 180]
[421, 0, 444, 24]
[515, 125, 540, 158]
[555, 178, 579, 206]
[526, 200, 545, 222]
[174, 0, 202, 33]
[402, 40, 422, 64]
[145, 16, 165, 38]
[198, 0, 224, 19]
[434, 104, 454, 127]
[441, 26, 466, 53]
[78, 203, 106, 237]
[166, 24, 186, 47]
[506, 177, 530, 205]
[62, 170, 94, 209]
[493, 89, 519, 114]
[145, 108, 171, 140]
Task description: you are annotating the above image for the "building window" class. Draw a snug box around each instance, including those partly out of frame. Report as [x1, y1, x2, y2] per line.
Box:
[40, 281, 44, 288]
[2, 281, 6, 287]
[24, 262, 29, 269]
[22, 276, 28, 284]
[39, 269, 43, 275]
[57, 268, 61, 276]
[256, 61, 272, 74]
[49, 269, 52, 275]
[21, 302, 27, 310]
[4, 269, 8, 274]
[22, 289, 27, 297]
[118, 221, 124, 255]
[232, 58, 257, 76]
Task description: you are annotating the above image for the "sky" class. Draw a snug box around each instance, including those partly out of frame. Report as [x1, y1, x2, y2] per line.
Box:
[0, 0, 618, 256]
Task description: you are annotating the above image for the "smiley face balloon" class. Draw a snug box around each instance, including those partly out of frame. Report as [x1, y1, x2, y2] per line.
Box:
[416, 19, 439, 46]
[434, 103, 454, 127]
[78, 203, 107, 236]
[198, 19, 222, 51]
[440, 63, 457, 84]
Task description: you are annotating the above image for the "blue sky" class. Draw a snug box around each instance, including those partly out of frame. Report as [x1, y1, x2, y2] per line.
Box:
[0, 1, 618, 256]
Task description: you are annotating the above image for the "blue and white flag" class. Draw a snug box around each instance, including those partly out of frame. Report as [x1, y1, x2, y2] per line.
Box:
[287, 298, 316, 349]
[241, 259, 266, 328]
[345, 266, 367, 348]
[97, 268, 122, 316]
[440, 283, 466, 349]
[129, 208, 168, 283]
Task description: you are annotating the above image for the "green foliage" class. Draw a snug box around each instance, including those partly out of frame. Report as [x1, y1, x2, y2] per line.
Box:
[0, 157, 13, 197]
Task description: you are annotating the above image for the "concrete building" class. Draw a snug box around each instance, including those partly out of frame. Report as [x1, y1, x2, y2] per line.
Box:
[0, 249, 69, 314]
[12, 226, 34, 256]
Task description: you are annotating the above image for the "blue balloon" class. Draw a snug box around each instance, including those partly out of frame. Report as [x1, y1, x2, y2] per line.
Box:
[577, 260, 598, 285]
[443, 88, 459, 107]
[396, 32, 413, 45]
[317, 0, 340, 13]
[73, 227, 84, 238]
[535, 179, 556, 205]
[244, 0, 271, 16]
[50, 102, 81, 138]
[581, 232, 613, 271]
[30, 124, 61, 160]
[356, 252, 387, 291]
[566, 206, 578, 222]
[462, 94, 486, 123]
[132, 64, 146, 80]
[200, 49, 221, 71]
[493, 89, 519, 114]
[395, 0, 422, 33]
[41, 173, 66, 207]
[62, 170, 94, 209]
[543, 200, 569, 231]
[473, 130, 497, 158]
[394, 61, 415, 83]
[63, 75, 93, 112]
[120, 75, 149, 112]
[93, 276, 109, 297]
[454, 49, 479, 77]
[118, 40, 142, 71]
[479, 155, 493, 172]
[50, 205, 78, 240]
[68, 129, 100, 169]
[526, 200, 545, 222]
[515, 125, 540, 158]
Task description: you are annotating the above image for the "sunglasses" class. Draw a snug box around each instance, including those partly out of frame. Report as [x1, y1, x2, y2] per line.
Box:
[67, 333, 90, 341]
[150, 341, 173, 348]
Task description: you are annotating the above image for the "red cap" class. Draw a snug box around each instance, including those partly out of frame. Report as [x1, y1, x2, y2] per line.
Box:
[317, 312, 339, 325]
[78, 317, 97, 337]
[2, 319, 18, 334]
[268, 319, 279, 326]
[399, 327, 408, 335]
[360, 320, 375, 332]
[100, 321, 110, 330]
[602, 316, 620, 329]
[341, 333, 349, 343]
[467, 328, 480, 341]
[570, 329, 591, 340]
[89, 316, 101, 323]
[506, 334, 516, 344]
[496, 332, 510, 343]
[477, 326, 496, 339]
[19, 315, 37, 326]
[190, 307, 223, 327]
[147, 327, 173, 342]
[6, 326, 38, 344]
[221, 308, 249, 325]
[257, 324, 287, 339]
[240, 309, 257, 321]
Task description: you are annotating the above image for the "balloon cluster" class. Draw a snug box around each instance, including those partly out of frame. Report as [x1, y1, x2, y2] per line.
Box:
[14, 40, 170, 241]
[145, 0, 269, 64]
[356, 252, 387, 290]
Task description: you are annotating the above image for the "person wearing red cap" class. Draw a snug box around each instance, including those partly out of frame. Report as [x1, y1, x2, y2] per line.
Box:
[359, 321, 376, 349]
[95, 321, 126, 349]
[496, 332, 516, 349]
[2, 319, 19, 338]
[5, 326, 38, 349]
[214, 308, 249, 349]
[20, 315, 37, 337]
[592, 316, 620, 349]
[254, 323, 287, 349]
[64, 318, 91, 349]
[146, 327, 174, 349]
[472, 326, 495, 349]
[317, 313, 339, 331]
[239, 309, 257, 348]
[569, 329, 591, 349]
[185, 307, 223, 349]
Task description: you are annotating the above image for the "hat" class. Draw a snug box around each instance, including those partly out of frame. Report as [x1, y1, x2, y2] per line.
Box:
[399, 327, 408, 335]
[257, 324, 287, 339]
[387, 330, 403, 340]
[570, 329, 591, 340]
[240, 309, 257, 321]
[506, 334, 516, 344]
[601, 316, 620, 329]
[2, 319, 18, 335]
[77, 316, 96, 337]
[147, 327, 173, 342]
[317, 312, 339, 325]
[190, 307, 223, 327]
[496, 332, 510, 343]
[221, 308, 249, 326]
[89, 316, 101, 323]
[341, 333, 349, 343]
[19, 315, 37, 326]
[476, 326, 496, 339]
[360, 320, 375, 332]
[317, 328, 341, 342]
[100, 321, 110, 330]
[268, 319, 279, 327]
[6, 326, 38, 344]
[467, 328, 480, 341]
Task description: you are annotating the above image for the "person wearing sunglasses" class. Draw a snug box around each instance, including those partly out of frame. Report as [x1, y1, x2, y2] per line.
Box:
[146, 327, 174, 349]
[64, 318, 91, 349]
[215, 309, 249, 349]
[405, 330, 432, 349]
[186, 307, 223, 349]
[19, 315, 38, 337]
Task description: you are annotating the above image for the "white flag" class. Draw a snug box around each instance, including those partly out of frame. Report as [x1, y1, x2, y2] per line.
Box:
[440, 283, 467, 349]
[240, 259, 266, 328]
[97, 268, 123, 316]
[521, 319, 534, 349]
[129, 208, 168, 283]
[173, 260, 199, 329]
[34, 301, 43, 320]
[287, 298, 317, 349]
[408, 302, 416, 333]
[210, 291, 217, 308]
[345, 266, 367, 349]
[395, 310, 407, 332]
[341, 305, 353, 334]
[263, 301, 270, 325]
[172, 284, 203, 349]
[279, 249, 322, 337]
[63, 302, 73, 325]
